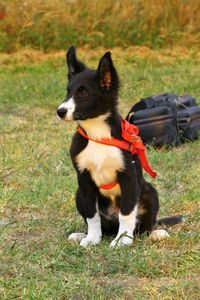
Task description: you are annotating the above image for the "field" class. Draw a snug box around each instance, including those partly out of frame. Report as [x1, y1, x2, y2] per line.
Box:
[0, 47, 200, 299]
[0, 0, 200, 52]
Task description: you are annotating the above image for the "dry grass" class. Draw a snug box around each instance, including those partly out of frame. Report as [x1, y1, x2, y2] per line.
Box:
[0, 46, 200, 67]
[0, 0, 200, 52]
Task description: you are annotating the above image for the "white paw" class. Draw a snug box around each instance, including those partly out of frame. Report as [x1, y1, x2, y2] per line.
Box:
[80, 235, 102, 247]
[149, 229, 170, 241]
[110, 234, 133, 248]
[68, 232, 86, 242]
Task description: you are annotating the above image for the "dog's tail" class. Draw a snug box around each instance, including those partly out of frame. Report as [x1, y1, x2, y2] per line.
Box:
[157, 215, 184, 226]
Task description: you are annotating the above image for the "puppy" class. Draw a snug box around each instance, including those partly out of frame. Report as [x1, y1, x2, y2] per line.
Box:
[57, 47, 181, 247]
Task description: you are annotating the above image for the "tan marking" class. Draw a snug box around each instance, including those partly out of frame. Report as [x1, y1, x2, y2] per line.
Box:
[99, 72, 111, 89]
[100, 204, 119, 220]
[138, 206, 147, 215]
[105, 72, 111, 89]
[76, 141, 123, 199]
[100, 184, 121, 201]
[77, 114, 124, 200]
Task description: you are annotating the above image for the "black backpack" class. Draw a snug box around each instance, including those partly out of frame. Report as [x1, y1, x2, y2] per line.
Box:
[126, 93, 200, 147]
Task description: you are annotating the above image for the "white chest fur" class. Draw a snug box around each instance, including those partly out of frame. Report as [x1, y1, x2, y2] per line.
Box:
[76, 114, 124, 199]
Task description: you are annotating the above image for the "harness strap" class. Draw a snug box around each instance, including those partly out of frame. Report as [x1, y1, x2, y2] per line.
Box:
[77, 126, 133, 153]
[77, 119, 157, 190]
[121, 120, 157, 178]
[100, 181, 118, 190]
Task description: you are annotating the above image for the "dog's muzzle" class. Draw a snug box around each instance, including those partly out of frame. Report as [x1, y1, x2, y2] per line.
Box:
[57, 107, 67, 119]
[57, 97, 75, 121]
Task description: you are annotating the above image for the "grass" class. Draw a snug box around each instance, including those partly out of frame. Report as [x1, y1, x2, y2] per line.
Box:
[0, 0, 200, 52]
[0, 47, 200, 299]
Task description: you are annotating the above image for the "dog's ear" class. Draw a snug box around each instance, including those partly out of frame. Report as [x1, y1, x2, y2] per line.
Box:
[66, 46, 86, 79]
[97, 52, 118, 91]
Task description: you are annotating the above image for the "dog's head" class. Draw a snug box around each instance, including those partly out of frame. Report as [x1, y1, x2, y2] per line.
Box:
[57, 46, 119, 121]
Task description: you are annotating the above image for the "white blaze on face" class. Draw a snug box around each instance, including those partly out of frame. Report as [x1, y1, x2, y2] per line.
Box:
[58, 97, 76, 120]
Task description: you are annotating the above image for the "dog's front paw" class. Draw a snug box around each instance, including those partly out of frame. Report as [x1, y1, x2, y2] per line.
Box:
[80, 235, 102, 247]
[68, 232, 86, 242]
[149, 229, 170, 241]
[110, 234, 133, 248]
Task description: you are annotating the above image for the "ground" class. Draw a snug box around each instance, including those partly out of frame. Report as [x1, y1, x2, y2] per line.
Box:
[0, 47, 200, 299]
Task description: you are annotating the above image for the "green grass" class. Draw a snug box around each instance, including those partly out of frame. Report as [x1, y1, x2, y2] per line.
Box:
[0, 48, 200, 299]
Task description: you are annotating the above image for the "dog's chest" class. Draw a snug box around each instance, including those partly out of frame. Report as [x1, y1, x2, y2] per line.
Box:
[76, 140, 124, 196]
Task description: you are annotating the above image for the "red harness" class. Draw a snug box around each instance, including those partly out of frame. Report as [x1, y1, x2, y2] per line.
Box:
[77, 119, 157, 190]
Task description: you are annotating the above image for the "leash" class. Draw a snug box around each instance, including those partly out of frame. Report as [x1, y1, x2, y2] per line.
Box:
[77, 119, 157, 190]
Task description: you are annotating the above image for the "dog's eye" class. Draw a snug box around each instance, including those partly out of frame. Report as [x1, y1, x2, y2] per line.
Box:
[78, 86, 88, 97]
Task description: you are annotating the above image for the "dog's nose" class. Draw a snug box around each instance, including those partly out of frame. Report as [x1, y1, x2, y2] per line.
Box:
[57, 107, 67, 119]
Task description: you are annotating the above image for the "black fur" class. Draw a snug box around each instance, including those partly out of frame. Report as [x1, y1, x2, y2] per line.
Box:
[157, 215, 183, 226]
[57, 47, 182, 243]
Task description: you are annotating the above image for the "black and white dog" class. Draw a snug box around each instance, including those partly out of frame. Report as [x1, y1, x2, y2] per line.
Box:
[57, 47, 181, 247]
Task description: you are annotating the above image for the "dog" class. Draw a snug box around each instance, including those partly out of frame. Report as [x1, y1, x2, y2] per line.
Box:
[57, 47, 182, 247]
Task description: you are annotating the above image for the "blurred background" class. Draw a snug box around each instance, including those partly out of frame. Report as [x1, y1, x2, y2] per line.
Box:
[0, 0, 199, 53]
